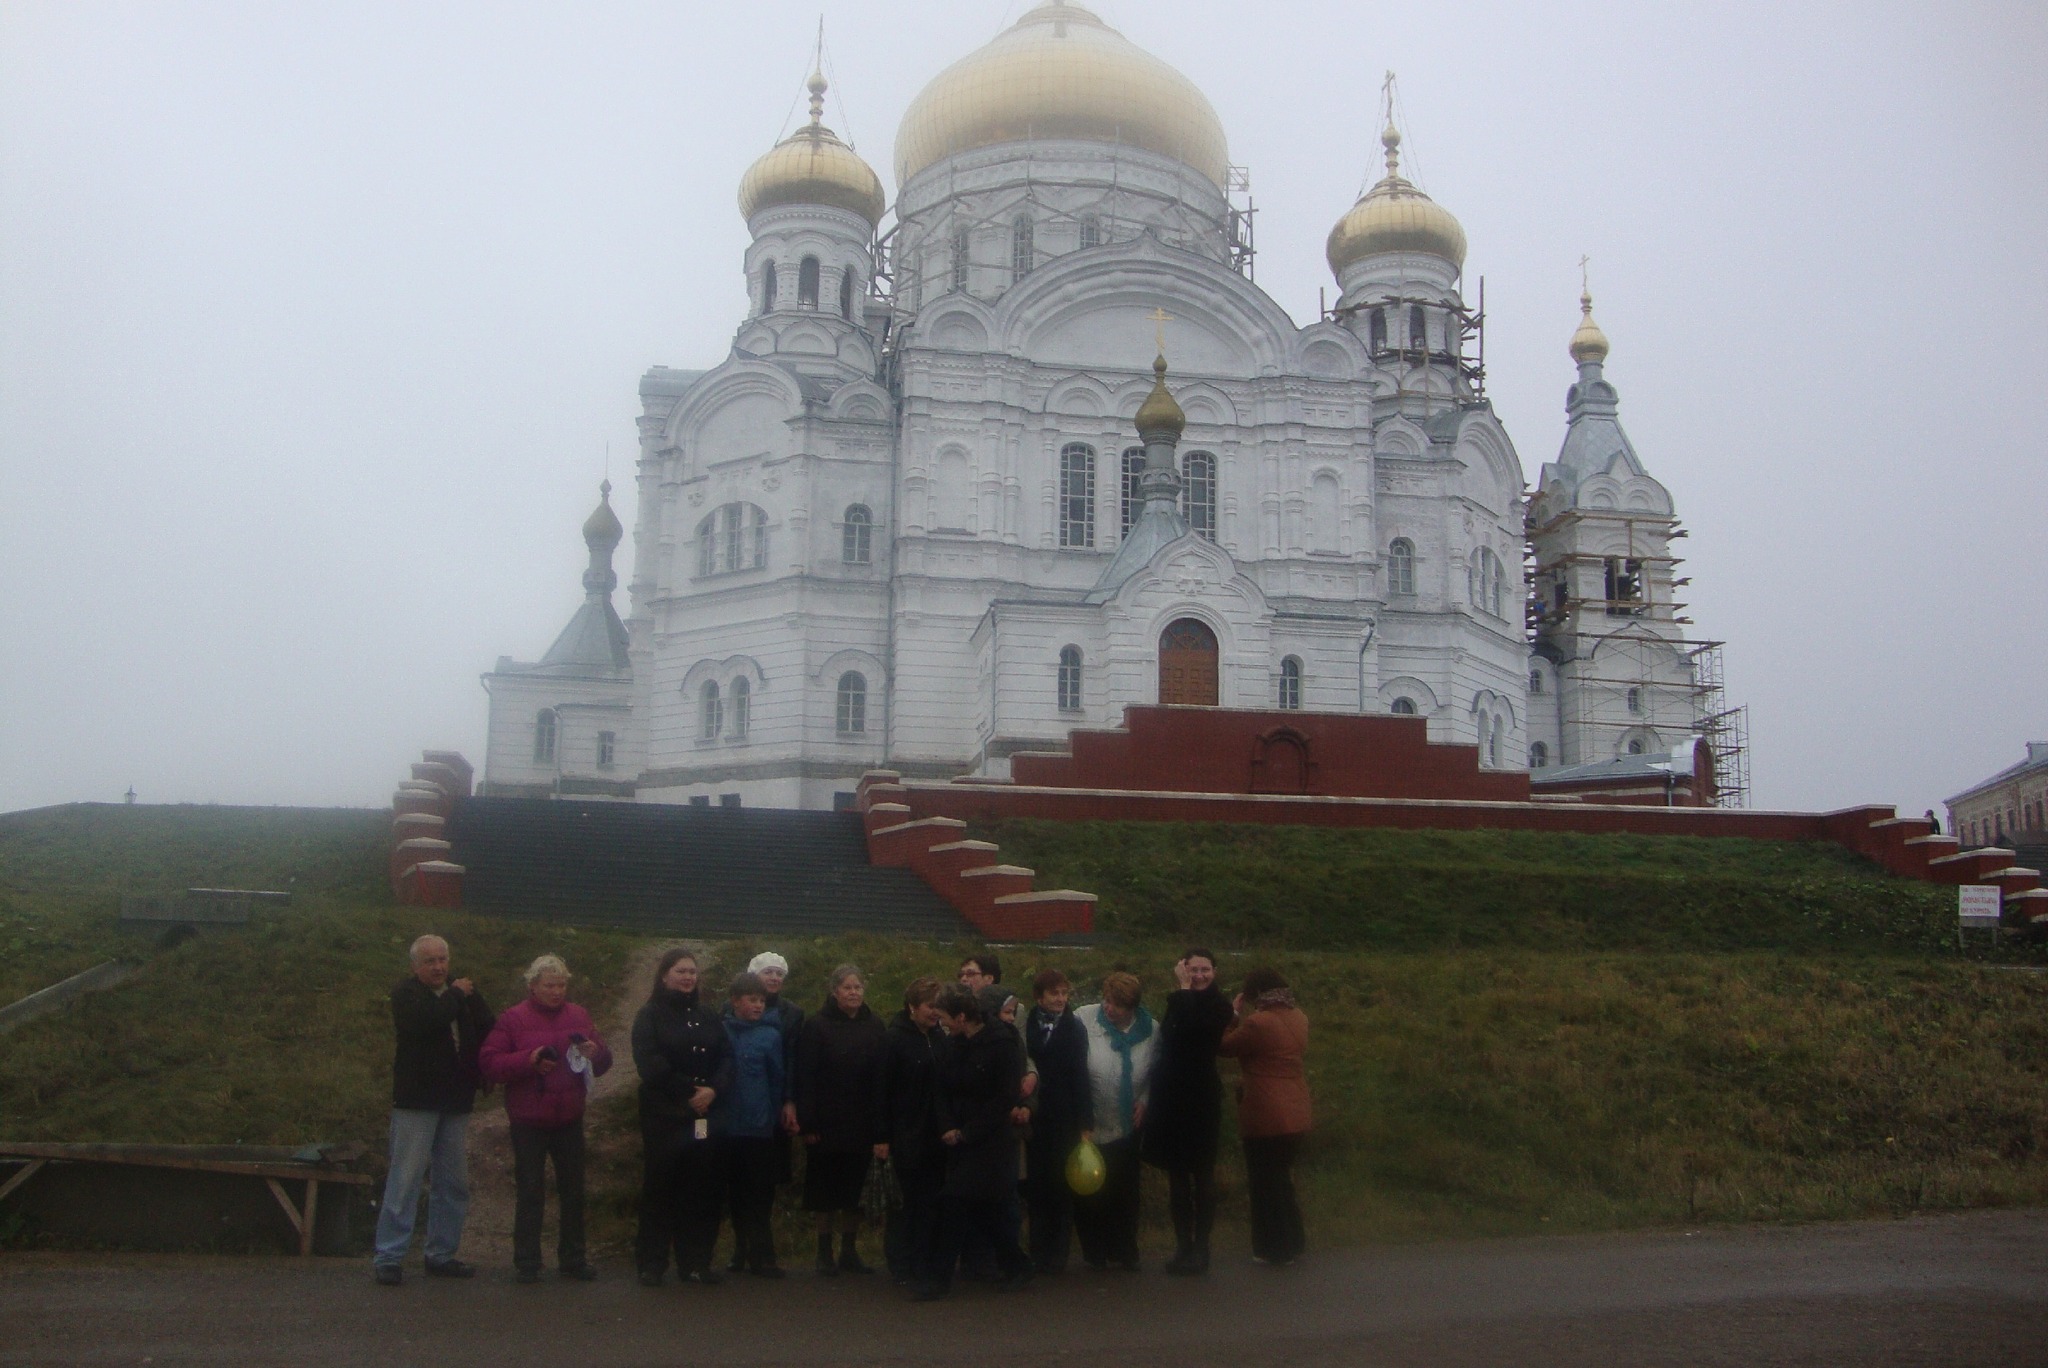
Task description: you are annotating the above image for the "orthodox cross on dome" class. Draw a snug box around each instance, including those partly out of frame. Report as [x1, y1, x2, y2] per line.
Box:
[1148, 306, 1175, 356]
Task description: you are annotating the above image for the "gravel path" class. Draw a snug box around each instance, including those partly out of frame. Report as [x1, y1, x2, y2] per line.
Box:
[4, 1208, 2042, 1367]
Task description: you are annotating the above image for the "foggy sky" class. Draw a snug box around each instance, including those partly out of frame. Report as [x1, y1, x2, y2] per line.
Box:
[3, 0, 2043, 820]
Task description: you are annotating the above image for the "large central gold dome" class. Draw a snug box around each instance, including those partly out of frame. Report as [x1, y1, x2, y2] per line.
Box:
[894, 2, 1229, 190]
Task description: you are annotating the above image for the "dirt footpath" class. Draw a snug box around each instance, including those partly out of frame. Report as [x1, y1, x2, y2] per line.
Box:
[4, 1209, 2043, 1368]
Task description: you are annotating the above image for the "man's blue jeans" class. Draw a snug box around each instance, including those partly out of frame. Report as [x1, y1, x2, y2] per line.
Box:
[373, 1108, 471, 1268]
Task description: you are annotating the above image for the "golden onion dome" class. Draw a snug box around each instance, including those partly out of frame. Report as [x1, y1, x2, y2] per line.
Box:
[1133, 353, 1187, 438]
[738, 71, 887, 227]
[1569, 290, 1610, 363]
[895, 2, 1229, 190]
[1326, 124, 1468, 276]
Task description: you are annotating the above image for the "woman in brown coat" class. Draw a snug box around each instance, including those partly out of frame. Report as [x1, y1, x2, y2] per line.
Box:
[1217, 967, 1310, 1266]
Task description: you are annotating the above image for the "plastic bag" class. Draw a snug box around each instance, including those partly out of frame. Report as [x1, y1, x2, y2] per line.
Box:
[1065, 1138, 1107, 1196]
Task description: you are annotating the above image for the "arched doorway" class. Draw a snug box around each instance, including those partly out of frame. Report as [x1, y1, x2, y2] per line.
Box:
[1158, 618, 1219, 706]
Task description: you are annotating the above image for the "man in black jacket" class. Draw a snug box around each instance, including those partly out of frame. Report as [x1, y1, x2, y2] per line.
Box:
[875, 976, 946, 1284]
[372, 934, 495, 1285]
[913, 987, 1031, 1301]
[1023, 969, 1094, 1274]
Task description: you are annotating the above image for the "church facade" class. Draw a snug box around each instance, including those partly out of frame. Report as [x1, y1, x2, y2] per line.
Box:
[480, 3, 1728, 809]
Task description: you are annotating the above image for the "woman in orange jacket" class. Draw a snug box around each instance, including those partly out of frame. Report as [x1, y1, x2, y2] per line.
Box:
[1217, 967, 1310, 1266]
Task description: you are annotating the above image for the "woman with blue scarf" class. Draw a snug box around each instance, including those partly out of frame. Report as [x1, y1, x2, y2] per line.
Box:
[1070, 972, 1156, 1271]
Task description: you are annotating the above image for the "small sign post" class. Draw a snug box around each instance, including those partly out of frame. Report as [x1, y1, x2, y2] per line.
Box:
[1958, 884, 2002, 948]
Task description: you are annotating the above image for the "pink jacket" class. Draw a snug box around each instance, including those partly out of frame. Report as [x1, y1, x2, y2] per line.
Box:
[479, 996, 613, 1129]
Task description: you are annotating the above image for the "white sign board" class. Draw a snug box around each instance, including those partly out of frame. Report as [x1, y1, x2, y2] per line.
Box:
[1958, 885, 2003, 927]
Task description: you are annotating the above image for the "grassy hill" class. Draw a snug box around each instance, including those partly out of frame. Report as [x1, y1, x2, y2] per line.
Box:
[3, 802, 2044, 1252]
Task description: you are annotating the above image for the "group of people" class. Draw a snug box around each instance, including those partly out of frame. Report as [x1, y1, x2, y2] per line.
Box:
[370, 937, 1311, 1300]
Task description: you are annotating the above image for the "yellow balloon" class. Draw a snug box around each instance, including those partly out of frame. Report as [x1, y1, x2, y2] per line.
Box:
[1065, 1139, 1107, 1196]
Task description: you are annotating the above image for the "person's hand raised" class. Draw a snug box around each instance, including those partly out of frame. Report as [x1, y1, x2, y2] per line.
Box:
[452, 978, 475, 996]
[1172, 958, 1194, 991]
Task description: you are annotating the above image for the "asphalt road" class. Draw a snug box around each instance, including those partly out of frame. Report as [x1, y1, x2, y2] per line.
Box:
[3, 1209, 2044, 1367]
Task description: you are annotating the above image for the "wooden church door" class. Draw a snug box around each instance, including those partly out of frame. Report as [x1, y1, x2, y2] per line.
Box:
[1158, 618, 1219, 706]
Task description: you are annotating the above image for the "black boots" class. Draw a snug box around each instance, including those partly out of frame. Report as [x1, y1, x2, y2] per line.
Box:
[1164, 1240, 1210, 1276]
[838, 1231, 873, 1274]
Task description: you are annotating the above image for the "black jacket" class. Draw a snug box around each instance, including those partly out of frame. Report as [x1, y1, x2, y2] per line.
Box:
[875, 1009, 945, 1172]
[633, 987, 734, 1135]
[794, 1000, 886, 1153]
[389, 977, 495, 1113]
[934, 1025, 1027, 1202]
[762, 994, 805, 1082]
[1025, 1006, 1095, 1147]
[1140, 986, 1233, 1169]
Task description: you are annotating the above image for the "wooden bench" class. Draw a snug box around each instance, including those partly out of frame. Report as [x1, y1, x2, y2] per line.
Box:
[0, 1142, 372, 1256]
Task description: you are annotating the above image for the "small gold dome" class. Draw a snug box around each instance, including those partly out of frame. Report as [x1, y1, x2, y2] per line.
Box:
[895, 2, 1229, 190]
[1134, 353, 1186, 438]
[1569, 291, 1610, 363]
[1326, 124, 1468, 276]
[738, 72, 886, 226]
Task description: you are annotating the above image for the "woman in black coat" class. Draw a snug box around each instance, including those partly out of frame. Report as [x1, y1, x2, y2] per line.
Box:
[1022, 969, 1093, 1275]
[1140, 948, 1234, 1275]
[914, 986, 1031, 1300]
[793, 964, 886, 1274]
[632, 948, 734, 1286]
[873, 975, 946, 1284]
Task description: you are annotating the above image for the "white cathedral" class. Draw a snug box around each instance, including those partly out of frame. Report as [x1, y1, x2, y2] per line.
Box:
[481, 3, 1724, 810]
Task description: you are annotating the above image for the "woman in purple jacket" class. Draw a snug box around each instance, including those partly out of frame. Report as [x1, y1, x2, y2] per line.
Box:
[479, 954, 613, 1283]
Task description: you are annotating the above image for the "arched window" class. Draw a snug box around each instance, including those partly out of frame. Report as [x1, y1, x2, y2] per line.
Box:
[1409, 304, 1428, 351]
[1057, 646, 1083, 712]
[1391, 696, 1417, 716]
[1627, 738, 1646, 756]
[1529, 669, 1544, 696]
[1120, 447, 1144, 540]
[1626, 687, 1642, 714]
[1182, 450, 1216, 541]
[1387, 538, 1416, 596]
[699, 680, 722, 741]
[1011, 215, 1034, 281]
[839, 268, 855, 319]
[697, 503, 769, 576]
[1529, 741, 1549, 769]
[1368, 307, 1387, 352]
[1059, 443, 1095, 548]
[836, 672, 867, 735]
[1278, 657, 1302, 711]
[533, 709, 556, 763]
[761, 260, 777, 314]
[797, 256, 821, 308]
[842, 505, 872, 565]
[1469, 548, 1505, 617]
[950, 225, 970, 292]
[1078, 215, 1101, 250]
[1489, 715, 1504, 767]
[731, 678, 750, 740]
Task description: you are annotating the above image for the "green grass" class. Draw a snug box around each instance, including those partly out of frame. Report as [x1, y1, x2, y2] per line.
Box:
[4, 803, 2045, 1254]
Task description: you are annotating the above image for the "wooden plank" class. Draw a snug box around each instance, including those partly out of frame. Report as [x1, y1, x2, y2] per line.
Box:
[299, 1180, 320, 1257]
[0, 1145, 372, 1186]
[0, 1159, 46, 1203]
[264, 1178, 305, 1246]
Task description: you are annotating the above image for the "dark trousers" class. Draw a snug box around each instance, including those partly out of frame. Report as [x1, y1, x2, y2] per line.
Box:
[509, 1120, 586, 1274]
[1024, 1133, 1076, 1272]
[886, 1158, 944, 1282]
[725, 1135, 780, 1270]
[922, 1194, 1028, 1293]
[1071, 1136, 1141, 1267]
[1166, 1160, 1217, 1254]
[635, 1126, 724, 1276]
[1243, 1133, 1306, 1262]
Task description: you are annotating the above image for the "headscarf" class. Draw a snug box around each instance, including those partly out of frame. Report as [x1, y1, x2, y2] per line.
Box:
[1099, 1003, 1154, 1128]
[747, 951, 789, 976]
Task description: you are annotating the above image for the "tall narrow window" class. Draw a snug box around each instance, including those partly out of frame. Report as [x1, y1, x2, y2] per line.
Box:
[748, 504, 768, 569]
[761, 261, 777, 314]
[1387, 538, 1416, 596]
[1490, 715, 1504, 767]
[1390, 696, 1417, 716]
[836, 672, 867, 735]
[1529, 669, 1544, 696]
[1059, 443, 1096, 548]
[1470, 548, 1505, 617]
[839, 268, 854, 319]
[1529, 741, 1549, 769]
[597, 730, 615, 769]
[533, 709, 556, 764]
[1078, 215, 1102, 249]
[1011, 215, 1034, 281]
[699, 503, 768, 575]
[1605, 557, 1644, 615]
[1278, 657, 1302, 710]
[1368, 307, 1387, 352]
[1626, 687, 1642, 714]
[731, 678, 750, 740]
[950, 225, 970, 292]
[700, 681, 722, 741]
[842, 505, 872, 565]
[797, 256, 821, 308]
[1120, 448, 1144, 540]
[1057, 646, 1083, 712]
[1409, 304, 1428, 351]
[1182, 450, 1216, 541]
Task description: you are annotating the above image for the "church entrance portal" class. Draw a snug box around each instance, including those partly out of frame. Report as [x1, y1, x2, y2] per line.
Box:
[1158, 618, 1219, 706]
